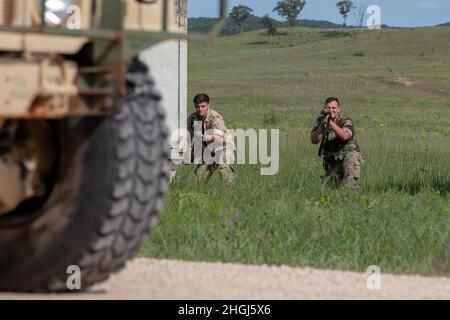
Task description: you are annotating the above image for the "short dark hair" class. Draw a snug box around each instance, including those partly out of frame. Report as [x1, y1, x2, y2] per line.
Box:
[325, 97, 340, 106]
[193, 93, 210, 104]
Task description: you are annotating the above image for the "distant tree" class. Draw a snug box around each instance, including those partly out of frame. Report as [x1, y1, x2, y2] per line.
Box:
[353, 2, 367, 28]
[261, 14, 279, 36]
[230, 5, 254, 33]
[273, 0, 306, 34]
[336, 0, 354, 27]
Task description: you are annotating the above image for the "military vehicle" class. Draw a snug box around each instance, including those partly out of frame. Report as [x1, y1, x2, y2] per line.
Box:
[0, 0, 227, 292]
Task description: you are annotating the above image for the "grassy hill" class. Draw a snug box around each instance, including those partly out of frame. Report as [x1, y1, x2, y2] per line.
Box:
[188, 15, 410, 36]
[141, 27, 450, 277]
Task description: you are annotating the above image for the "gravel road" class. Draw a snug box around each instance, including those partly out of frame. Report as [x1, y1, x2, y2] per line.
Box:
[0, 258, 449, 299]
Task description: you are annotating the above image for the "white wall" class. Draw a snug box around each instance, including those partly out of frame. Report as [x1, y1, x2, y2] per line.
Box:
[140, 39, 188, 161]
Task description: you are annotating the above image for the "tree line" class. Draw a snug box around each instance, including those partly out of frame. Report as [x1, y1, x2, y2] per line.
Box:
[188, 16, 342, 36]
[230, 0, 369, 35]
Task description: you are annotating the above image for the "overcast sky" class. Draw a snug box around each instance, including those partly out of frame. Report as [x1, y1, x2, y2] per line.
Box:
[188, 0, 450, 27]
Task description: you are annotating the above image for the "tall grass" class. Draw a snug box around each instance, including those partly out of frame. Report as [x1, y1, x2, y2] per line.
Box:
[140, 133, 449, 275]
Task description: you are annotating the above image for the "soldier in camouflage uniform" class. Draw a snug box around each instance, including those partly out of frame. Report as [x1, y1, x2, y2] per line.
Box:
[187, 93, 235, 187]
[311, 97, 364, 189]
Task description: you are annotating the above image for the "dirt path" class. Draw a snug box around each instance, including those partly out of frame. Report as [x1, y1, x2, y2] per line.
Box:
[0, 258, 449, 300]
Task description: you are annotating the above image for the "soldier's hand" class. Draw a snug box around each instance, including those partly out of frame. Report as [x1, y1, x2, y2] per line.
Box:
[203, 135, 215, 143]
[321, 115, 330, 126]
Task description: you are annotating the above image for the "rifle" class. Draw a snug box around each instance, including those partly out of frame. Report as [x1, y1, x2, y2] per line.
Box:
[318, 110, 331, 158]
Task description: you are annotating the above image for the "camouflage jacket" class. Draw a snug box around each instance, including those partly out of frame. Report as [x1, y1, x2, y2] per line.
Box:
[187, 108, 235, 163]
[311, 114, 360, 161]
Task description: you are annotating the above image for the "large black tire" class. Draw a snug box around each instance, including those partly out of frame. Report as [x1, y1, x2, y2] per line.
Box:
[0, 59, 169, 292]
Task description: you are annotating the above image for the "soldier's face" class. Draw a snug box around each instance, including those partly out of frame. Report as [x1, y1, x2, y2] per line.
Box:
[326, 101, 340, 119]
[195, 102, 209, 118]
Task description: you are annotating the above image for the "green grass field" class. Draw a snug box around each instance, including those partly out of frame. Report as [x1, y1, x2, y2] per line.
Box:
[140, 27, 450, 276]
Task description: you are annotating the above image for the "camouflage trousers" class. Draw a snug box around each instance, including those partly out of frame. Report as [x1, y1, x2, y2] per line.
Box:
[195, 164, 235, 187]
[323, 151, 364, 189]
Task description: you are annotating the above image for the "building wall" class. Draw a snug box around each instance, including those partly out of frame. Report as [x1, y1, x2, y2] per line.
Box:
[140, 39, 188, 161]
